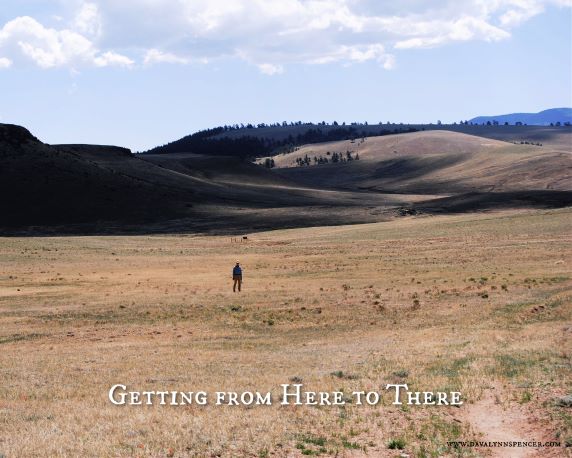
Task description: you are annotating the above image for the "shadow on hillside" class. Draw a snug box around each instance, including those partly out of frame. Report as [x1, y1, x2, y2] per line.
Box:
[2, 191, 571, 237]
[410, 190, 572, 214]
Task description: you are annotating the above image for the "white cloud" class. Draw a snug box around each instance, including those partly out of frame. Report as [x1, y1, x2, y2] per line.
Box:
[91, 0, 567, 71]
[310, 43, 393, 66]
[94, 51, 134, 67]
[0, 57, 12, 68]
[394, 16, 511, 49]
[0, 15, 132, 68]
[382, 54, 396, 70]
[0, 0, 569, 72]
[144, 49, 189, 65]
[73, 2, 102, 38]
[257, 63, 284, 75]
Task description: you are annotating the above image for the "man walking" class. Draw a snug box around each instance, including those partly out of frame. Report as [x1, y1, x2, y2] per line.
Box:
[232, 261, 242, 292]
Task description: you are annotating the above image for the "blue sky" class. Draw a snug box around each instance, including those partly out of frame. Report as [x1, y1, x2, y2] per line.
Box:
[1, 0, 571, 151]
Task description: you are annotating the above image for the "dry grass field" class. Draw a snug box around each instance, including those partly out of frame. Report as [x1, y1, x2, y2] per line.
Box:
[0, 208, 571, 457]
[265, 131, 571, 194]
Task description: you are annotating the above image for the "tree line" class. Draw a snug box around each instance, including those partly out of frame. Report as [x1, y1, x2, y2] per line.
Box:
[143, 124, 418, 159]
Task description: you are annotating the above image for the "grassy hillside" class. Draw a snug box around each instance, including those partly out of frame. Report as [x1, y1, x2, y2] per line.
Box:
[0, 124, 425, 234]
[140, 152, 298, 187]
[438, 124, 572, 149]
[269, 130, 572, 194]
[2, 123, 570, 234]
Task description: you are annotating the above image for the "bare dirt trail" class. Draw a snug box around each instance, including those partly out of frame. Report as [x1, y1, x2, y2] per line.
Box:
[462, 386, 564, 458]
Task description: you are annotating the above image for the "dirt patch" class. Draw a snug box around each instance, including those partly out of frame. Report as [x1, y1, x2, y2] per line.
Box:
[462, 386, 562, 457]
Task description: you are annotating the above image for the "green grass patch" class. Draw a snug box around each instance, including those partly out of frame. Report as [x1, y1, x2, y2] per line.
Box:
[387, 438, 405, 450]
[546, 298, 565, 309]
[495, 300, 534, 316]
[0, 333, 45, 345]
[491, 353, 544, 378]
[341, 438, 361, 450]
[428, 357, 473, 379]
[330, 370, 359, 380]
[547, 276, 569, 283]
[299, 435, 326, 447]
[36, 305, 195, 325]
[295, 434, 328, 456]
[413, 414, 472, 457]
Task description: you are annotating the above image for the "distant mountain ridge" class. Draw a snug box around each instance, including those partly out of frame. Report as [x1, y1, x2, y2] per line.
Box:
[145, 110, 572, 157]
[469, 108, 572, 126]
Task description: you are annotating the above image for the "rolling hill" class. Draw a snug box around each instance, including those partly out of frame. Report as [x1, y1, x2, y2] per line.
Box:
[1, 123, 570, 235]
[0, 124, 197, 229]
[145, 119, 571, 160]
[0, 124, 422, 234]
[267, 130, 572, 194]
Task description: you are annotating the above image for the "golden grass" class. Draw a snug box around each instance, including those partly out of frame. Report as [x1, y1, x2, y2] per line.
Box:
[261, 130, 572, 195]
[268, 130, 509, 168]
[0, 208, 570, 457]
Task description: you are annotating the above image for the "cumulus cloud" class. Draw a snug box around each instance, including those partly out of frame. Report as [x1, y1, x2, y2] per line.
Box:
[0, 0, 569, 73]
[0, 15, 132, 68]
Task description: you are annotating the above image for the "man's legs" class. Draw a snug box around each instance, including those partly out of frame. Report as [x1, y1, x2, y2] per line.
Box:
[233, 279, 237, 292]
[237, 278, 242, 292]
